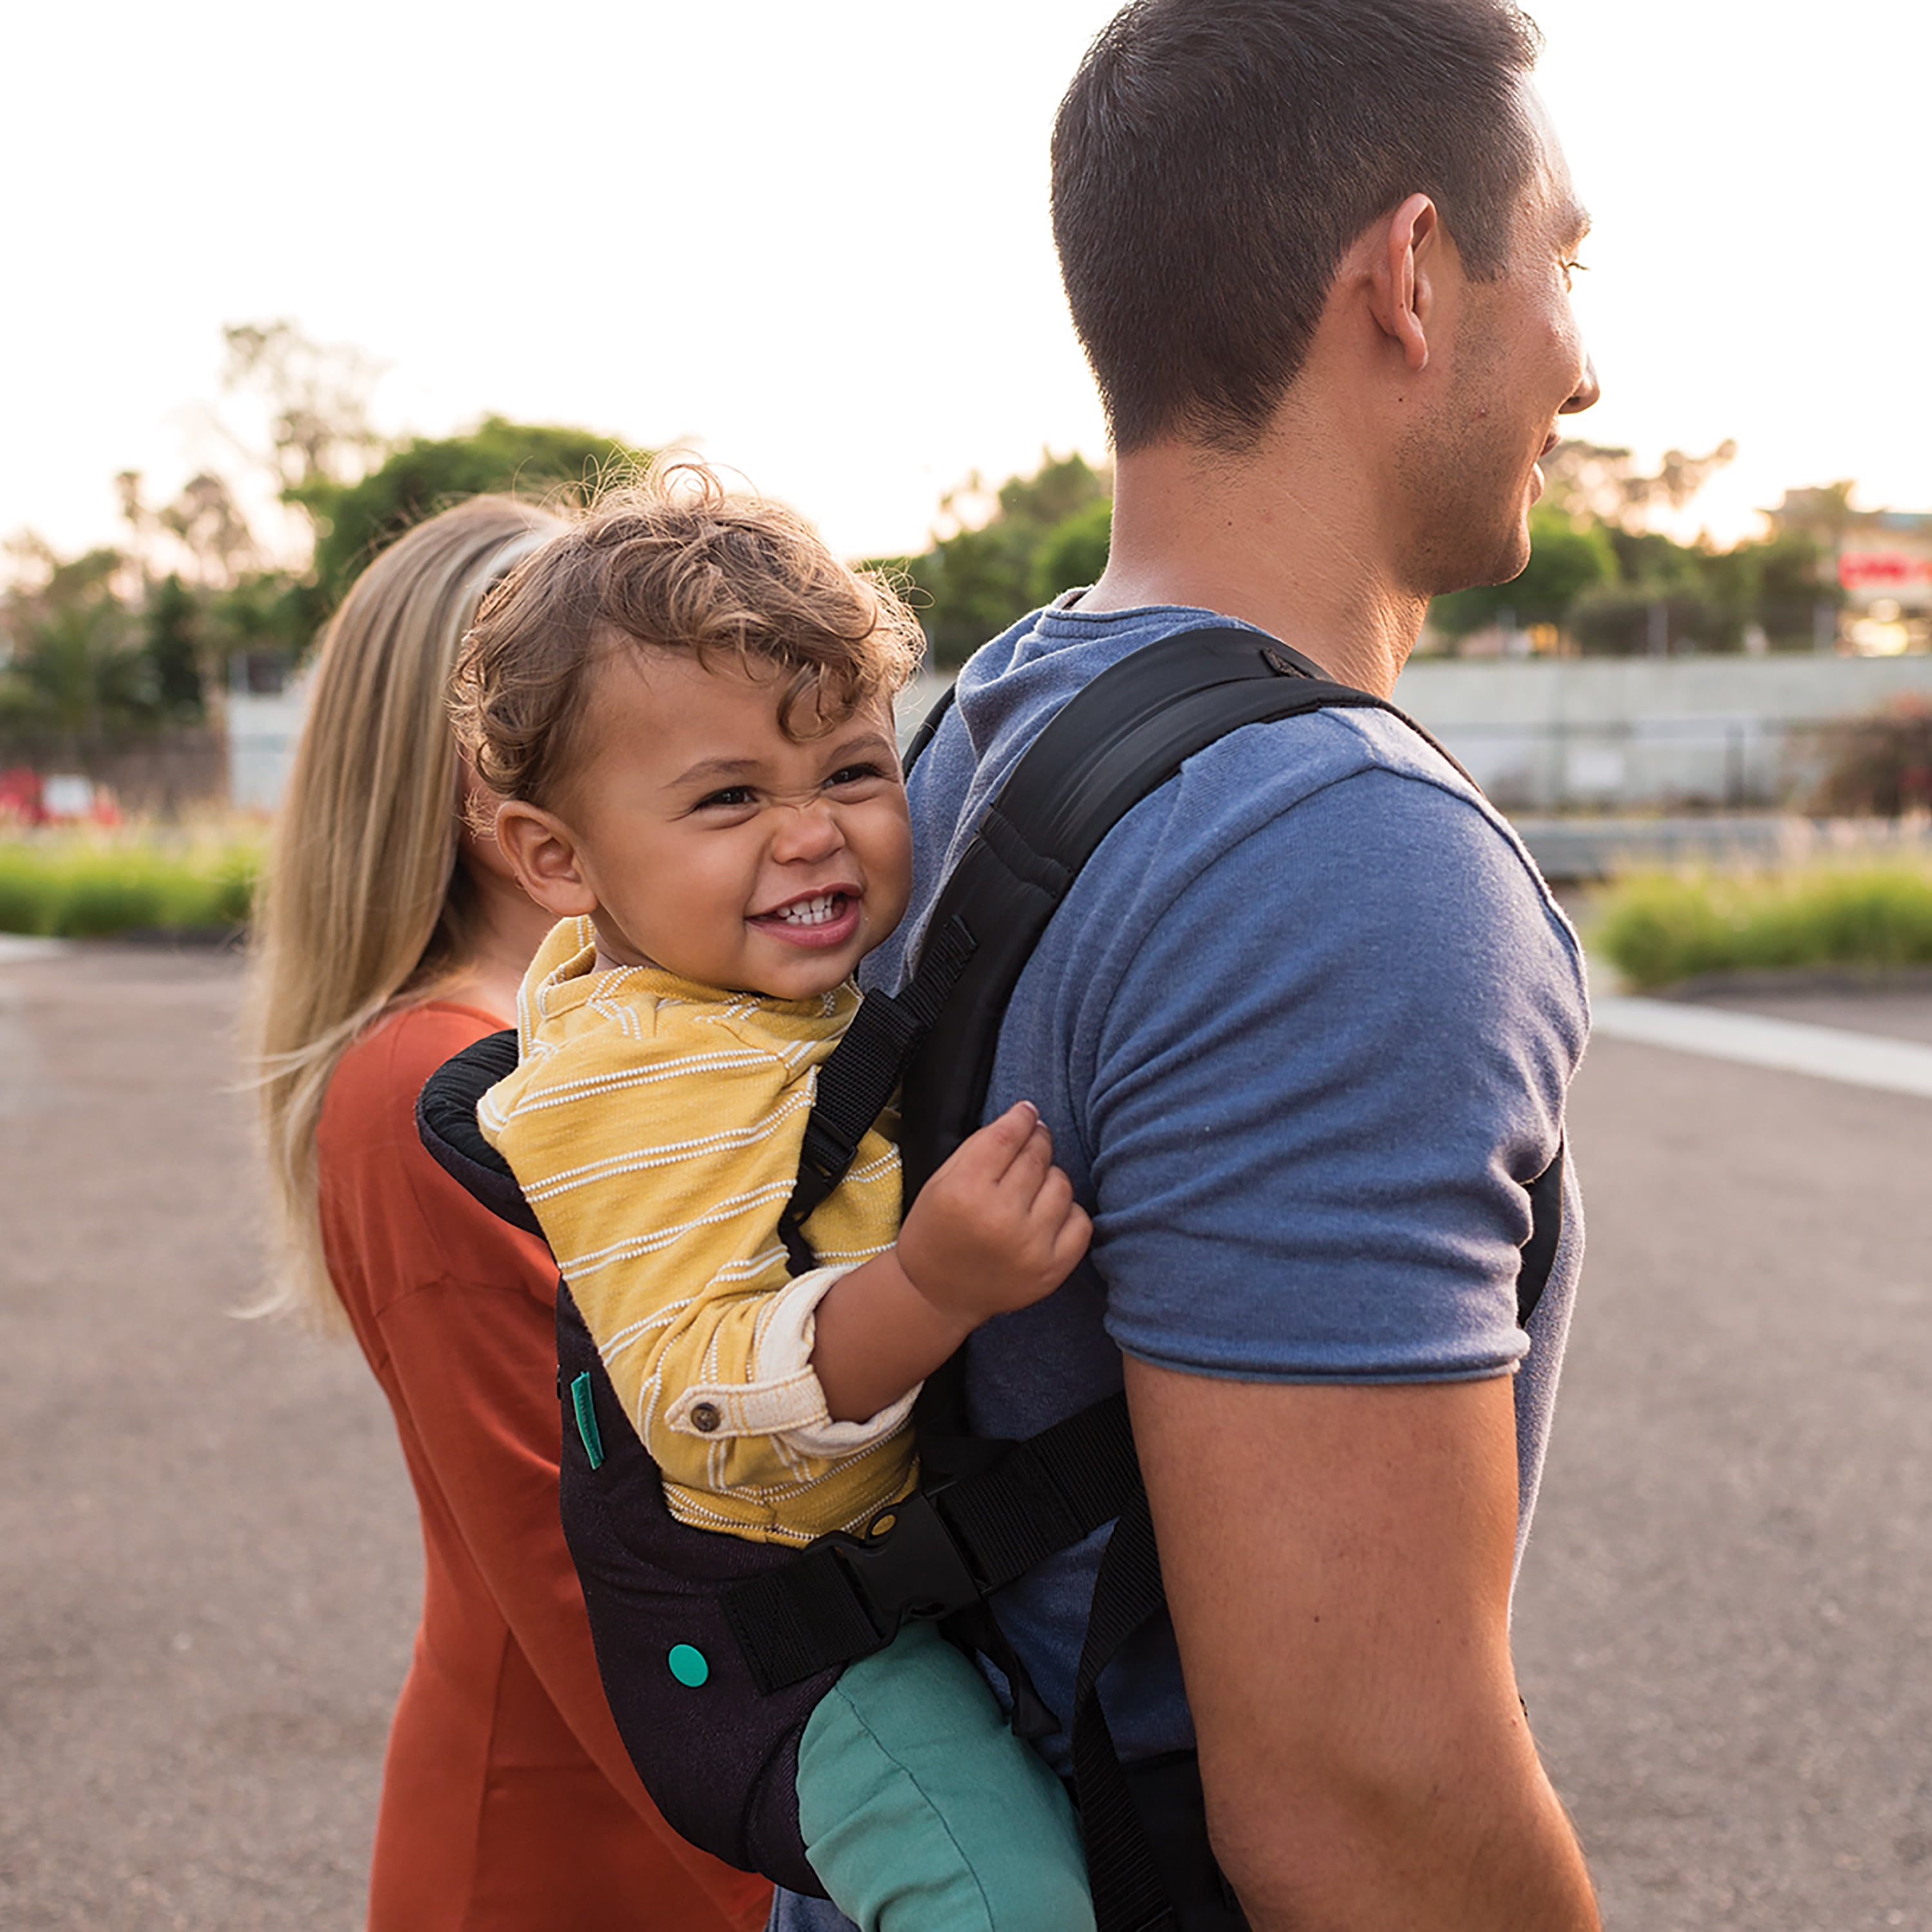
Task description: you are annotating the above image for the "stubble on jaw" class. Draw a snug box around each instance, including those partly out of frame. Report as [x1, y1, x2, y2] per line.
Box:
[1391, 282, 1538, 602]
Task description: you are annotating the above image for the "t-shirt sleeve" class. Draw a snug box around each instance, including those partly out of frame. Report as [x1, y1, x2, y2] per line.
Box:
[1068, 760, 1586, 1383]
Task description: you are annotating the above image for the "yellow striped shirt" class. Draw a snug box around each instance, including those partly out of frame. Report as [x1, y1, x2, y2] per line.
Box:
[480, 919, 914, 1546]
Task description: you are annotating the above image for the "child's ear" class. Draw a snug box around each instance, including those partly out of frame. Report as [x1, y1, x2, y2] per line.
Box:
[495, 800, 599, 919]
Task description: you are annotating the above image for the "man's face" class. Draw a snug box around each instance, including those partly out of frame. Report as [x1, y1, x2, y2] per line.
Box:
[1397, 85, 1599, 594]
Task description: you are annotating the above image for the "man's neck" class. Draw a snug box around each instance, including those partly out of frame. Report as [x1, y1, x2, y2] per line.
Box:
[1076, 433, 1428, 699]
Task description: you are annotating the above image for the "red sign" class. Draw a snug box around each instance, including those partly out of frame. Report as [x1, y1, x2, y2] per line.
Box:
[1839, 550, 1932, 589]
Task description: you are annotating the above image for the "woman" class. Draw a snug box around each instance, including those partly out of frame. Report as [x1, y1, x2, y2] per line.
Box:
[244, 495, 771, 1932]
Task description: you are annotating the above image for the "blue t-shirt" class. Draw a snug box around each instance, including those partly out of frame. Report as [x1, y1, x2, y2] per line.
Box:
[772, 603, 1587, 1931]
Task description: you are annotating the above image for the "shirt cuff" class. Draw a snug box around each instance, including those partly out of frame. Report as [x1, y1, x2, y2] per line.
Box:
[661, 1265, 919, 1457]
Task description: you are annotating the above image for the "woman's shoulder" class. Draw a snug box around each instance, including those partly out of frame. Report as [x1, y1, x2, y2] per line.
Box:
[332, 998, 509, 1108]
[319, 999, 551, 1321]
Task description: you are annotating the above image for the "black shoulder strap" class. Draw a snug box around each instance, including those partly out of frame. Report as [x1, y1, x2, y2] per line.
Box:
[415, 1028, 543, 1237]
[896, 626, 1403, 1189]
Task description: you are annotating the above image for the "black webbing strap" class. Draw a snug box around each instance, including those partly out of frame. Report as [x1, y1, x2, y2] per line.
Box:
[1072, 1489, 1182, 1932]
[900, 678, 958, 772]
[721, 1389, 1139, 1692]
[1517, 1141, 1565, 1327]
[779, 918, 977, 1259]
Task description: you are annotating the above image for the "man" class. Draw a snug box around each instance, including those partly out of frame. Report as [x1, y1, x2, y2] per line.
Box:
[779, 1, 1600, 1925]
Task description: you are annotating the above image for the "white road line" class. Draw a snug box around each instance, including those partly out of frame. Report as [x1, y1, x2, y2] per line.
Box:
[1591, 995, 1932, 1100]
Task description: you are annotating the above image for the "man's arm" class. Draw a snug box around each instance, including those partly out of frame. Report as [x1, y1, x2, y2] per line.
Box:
[1126, 1358, 1598, 1931]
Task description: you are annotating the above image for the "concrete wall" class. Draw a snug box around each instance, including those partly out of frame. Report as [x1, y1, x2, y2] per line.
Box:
[220, 654, 1932, 819]
[1393, 654, 1932, 810]
[225, 677, 312, 813]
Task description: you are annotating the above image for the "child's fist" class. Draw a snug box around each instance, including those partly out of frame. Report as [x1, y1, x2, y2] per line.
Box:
[895, 1102, 1094, 1323]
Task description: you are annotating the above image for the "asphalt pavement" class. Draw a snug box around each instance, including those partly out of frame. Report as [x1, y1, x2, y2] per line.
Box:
[1, 943, 415, 1931]
[3, 942, 1929, 1930]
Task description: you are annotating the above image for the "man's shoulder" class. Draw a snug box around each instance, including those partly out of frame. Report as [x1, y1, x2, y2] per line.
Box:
[1068, 708, 1585, 1027]
[1158, 697, 1548, 882]
[943, 607, 1524, 858]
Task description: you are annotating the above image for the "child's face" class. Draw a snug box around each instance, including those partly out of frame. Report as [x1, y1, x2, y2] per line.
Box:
[530, 647, 912, 1001]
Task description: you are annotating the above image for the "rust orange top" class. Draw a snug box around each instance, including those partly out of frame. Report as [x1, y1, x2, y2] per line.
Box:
[317, 999, 772, 1932]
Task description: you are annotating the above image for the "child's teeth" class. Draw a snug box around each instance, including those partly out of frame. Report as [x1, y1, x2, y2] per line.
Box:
[779, 894, 838, 926]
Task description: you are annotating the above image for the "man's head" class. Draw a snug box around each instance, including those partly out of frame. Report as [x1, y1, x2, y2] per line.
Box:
[1053, 0, 1549, 455]
[1053, 0, 1596, 596]
[450, 468, 922, 997]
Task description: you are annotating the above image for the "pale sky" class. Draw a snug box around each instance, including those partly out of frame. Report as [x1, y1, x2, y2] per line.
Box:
[5, 1, 1927, 569]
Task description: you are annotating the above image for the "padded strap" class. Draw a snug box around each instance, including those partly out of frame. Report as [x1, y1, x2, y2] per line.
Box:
[900, 679, 958, 773]
[413, 1029, 543, 1238]
[779, 917, 977, 1244]
[720, 1390, 1139, 1692]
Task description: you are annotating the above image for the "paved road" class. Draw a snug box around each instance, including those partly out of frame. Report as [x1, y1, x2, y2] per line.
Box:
[1, 945, 415, 1931]
[3, 943, 1929, 1929]
[1514, 1021, 1932, 1930]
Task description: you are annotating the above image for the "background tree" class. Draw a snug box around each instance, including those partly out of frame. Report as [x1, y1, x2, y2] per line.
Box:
[893, 451, 1111, 667]
[156, 473, 259, 587]
[1539, 438, 1738, 534]
[1423, 437, 1849, 656]
[1808, 693, 1932, 814]
[303, 416, 652, 620]
[142, 574, 207, 721]
[221, 319, 388, 504]
[1032, 495, 1112, 607]
[0, 544, 153, 736]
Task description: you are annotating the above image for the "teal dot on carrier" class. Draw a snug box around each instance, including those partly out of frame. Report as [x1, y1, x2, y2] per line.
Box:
[667, 1643, 710, 1688]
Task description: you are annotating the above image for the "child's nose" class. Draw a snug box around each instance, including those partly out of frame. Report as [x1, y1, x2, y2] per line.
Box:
[771, 798, 844, 861]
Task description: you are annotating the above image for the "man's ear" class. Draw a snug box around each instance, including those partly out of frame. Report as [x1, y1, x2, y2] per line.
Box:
[1368, 192, 1440, 374]
[494, 800, 599, 920]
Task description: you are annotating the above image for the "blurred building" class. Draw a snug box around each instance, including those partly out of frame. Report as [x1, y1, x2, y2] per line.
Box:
[1774, 490, 1932, 656]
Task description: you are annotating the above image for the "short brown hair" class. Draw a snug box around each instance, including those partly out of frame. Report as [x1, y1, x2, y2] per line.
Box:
[451, 464, 923, 806]
[1053, 0, 1544, 455]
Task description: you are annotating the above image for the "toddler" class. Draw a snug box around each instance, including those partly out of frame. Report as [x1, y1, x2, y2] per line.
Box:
[451, 468, 1095, 1932]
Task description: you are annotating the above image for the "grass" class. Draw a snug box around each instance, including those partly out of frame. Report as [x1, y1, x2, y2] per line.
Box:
[1590, 861, 1932, 991]
[0, 829, 261, 940]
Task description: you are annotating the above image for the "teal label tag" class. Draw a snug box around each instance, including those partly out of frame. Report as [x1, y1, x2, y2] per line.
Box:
[569, 1372, 605, 1470]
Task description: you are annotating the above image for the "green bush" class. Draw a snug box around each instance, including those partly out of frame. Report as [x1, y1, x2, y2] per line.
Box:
[1591, 863, 1932, 990]
[0, 837, 260, 938]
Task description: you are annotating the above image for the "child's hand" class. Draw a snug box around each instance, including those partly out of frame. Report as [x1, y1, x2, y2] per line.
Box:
[895, 1102, 1092, 1325]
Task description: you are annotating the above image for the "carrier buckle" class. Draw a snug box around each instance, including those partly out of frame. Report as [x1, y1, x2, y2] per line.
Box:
[832, 1487, 982, 1638]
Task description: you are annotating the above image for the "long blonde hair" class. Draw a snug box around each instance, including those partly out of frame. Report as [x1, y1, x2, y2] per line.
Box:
[243, 495, 563, 1327]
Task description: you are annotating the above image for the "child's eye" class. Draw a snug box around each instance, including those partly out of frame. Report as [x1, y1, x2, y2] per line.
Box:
[826, 763, 886, 789]
[696, 786, 757, 810]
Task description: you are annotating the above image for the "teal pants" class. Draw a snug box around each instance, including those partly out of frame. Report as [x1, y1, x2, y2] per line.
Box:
[795, 1620, 1096, 1932]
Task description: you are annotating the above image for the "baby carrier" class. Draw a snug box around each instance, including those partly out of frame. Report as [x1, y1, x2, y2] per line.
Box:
[416, 626, 1565, 1932]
